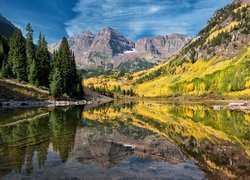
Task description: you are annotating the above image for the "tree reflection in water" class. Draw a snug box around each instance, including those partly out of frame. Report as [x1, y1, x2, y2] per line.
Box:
[0, 101, 249, 179]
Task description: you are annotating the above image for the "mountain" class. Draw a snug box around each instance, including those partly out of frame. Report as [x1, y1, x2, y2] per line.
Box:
[84, 0, 250, 99]
[132, 0, 250, 98]
[0, 14, 18, 69]
[135, 34, 190, 59]
[49, 27, 190, 71]
[0, 14, 17, 38]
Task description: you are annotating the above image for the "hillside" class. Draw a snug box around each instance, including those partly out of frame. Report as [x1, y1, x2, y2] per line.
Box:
[84, 0, 250, 100]
[0, 78, 50, 100]
[0, 14, 17, 38]
[0, 78, 112, 106]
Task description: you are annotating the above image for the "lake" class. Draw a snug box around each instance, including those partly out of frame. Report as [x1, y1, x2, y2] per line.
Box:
[0, 100, 249, 179]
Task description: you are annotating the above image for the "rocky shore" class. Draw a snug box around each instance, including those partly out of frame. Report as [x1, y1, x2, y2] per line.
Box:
[0, 99, 92, 108]
[213, 102, 250, 111]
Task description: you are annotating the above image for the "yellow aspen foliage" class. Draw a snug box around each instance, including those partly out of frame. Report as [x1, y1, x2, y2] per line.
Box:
[175, 66, 183, 74]
[244, 114, 250, 122]
[185, 108, 194, 118]
[245, 80, 250, 89]
[227, 84, 232, 92]
[186, 83, 195, 92]
[200, 83, 206, 91]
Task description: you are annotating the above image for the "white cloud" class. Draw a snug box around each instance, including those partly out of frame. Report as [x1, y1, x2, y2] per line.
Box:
[65, 0, 232, 39]
[147, 5, 162, 14]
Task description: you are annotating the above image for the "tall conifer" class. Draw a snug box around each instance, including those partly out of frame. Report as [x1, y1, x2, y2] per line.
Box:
[8, 29, 27, 81]
[36, 33, 50, 87]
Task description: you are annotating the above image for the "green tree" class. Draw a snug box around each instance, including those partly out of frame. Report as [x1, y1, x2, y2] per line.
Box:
[50, 37, 83, 98]
[58, 38, 76, 93]
[36, 33, 50, 87]
[8, 29, 27, 81]
[28, 60, 38, 85]
[50, 68, 62, 97]
[25, 23, 35, 75]
[1, 59, 9, 77]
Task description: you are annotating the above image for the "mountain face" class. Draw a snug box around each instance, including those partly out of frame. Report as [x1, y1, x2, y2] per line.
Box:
[132, 0, 250, 98]
[49, 28, 190, 71]
[135, 34, 190, 58]
[84, 0, 250, 99]
[0, 14, 17, 38]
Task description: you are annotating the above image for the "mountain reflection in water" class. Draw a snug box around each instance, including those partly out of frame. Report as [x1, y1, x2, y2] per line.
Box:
[0, 101, 249, 179]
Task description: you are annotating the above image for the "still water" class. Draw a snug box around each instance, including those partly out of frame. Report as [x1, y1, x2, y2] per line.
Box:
[0, 101, 249, 179]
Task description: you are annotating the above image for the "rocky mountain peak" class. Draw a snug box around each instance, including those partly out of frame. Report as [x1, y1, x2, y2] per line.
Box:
[90, 27, 135, 57]
[135, 34, 191, 58]
[49, 27, 190, 70]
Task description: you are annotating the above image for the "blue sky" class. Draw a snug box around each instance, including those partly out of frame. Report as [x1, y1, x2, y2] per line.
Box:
[0, 0, 232, 44]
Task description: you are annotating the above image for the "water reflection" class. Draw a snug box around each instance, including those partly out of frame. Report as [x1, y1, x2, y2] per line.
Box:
[0, 101, 249, 179]
[0, 107, 82, 178]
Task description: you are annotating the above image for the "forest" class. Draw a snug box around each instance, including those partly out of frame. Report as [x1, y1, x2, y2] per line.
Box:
[0, 23, 83, 99]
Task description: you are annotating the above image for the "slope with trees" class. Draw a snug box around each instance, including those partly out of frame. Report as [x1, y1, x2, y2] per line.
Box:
[0, 22, 83, 99]
[84, 0, 250, 100]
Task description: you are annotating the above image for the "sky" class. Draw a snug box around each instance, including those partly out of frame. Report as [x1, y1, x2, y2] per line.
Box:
[0, 0, 232, 44]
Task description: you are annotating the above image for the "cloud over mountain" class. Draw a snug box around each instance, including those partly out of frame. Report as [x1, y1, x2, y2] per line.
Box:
[65, 0, 231, 40]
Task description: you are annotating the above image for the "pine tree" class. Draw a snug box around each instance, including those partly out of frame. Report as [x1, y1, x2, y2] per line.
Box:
[36, 33, 50, 87]
[28, 60, 38, 85]
[50, 68, 62, 97]
[57, 37, 78, 96]
[0, 34, 8, 70]
[25, 23, 35, 73]
[8, 29, 27, 81]
[50, 37, 83, 98]
[58, 38, 73, 92]
[1, 59, 9, 77]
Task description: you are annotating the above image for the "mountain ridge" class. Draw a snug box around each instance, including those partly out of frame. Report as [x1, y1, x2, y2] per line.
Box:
[48, 27, 191, 71]
[84, 0, 250, 99]
[0, 14, 17, 38]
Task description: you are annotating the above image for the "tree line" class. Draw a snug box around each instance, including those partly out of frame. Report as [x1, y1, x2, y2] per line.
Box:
[89, 84, 136, 98]
[0, 23, 83, 98]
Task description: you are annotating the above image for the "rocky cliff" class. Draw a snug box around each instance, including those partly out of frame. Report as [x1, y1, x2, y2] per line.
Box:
[49, 27, 190, 71]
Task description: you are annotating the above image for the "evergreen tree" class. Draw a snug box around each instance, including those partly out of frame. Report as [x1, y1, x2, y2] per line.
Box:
[1, 59, 9, 77]
[58, 38, 75, 93]
[130, 89, 134, 96]
[0, 34, 9, 70]
[117, 85, 121, 93]
[28, 60, 38, 85]
[8, 29, 27, 81]
[25, 23, 35, 73]
[50, 50, 59, 80]
[50, 68, 62, 97]
[36, 33, 50, 87]
[49, 37, 83, 98]
[56, 37, 81, 97]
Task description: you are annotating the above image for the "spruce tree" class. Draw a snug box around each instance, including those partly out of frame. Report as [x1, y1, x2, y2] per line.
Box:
[50, 68, 62, 97]
[8, 29, 27, 81]
[50, 37, 83, 98]
[1, 59, 9, 77]
[25, 23, 34, 69]
[28, 60, 38, 85]
[36, 33, 50, 87]
[58, 37, 77, 96]
[50, 50, 59, 82]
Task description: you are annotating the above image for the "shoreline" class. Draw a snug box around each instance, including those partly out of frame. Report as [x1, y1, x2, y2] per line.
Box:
[0, 99, 91, 108]
[1, 98, 249, 112]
